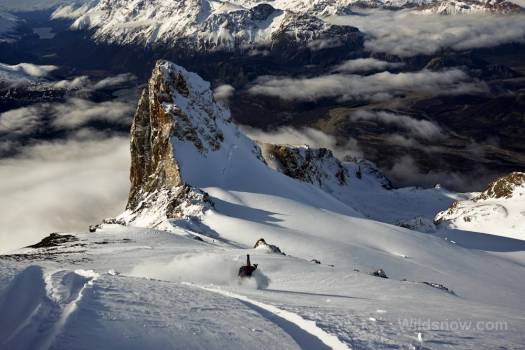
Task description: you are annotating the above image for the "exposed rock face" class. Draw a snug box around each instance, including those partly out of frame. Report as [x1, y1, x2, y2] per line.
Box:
[261, 144, 349, 188]
[397, 216, 436, 233]
[115, 60, 397, 231]
[253, 238, 285, 255]
[476, 172, 525, 200]
[354, 159, 393, 190]
[120, 60, 226, 229]
[260, 143, 393, 194]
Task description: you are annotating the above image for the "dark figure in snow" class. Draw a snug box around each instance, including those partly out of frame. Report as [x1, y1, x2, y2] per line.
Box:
[238, 254, 258, 278]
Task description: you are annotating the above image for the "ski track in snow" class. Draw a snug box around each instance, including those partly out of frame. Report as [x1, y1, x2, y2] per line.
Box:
[188, 283, 351, 350]
[0, 266, 98, 350]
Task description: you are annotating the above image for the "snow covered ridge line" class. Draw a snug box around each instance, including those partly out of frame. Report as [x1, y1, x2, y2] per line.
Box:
[417, 0, 525, 14]
[435, 172, 525, 240]
[51, 0, 362, 50]
[107, 59, 398, 233]
[100, 59, 523, 241]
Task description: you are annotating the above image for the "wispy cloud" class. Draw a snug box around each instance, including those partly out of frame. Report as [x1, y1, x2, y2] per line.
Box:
[350, 110, 444, 140]
[333, 58, 404, 73]
[0, 97, 134, 137]
[213, 84, 235, 102]
[242, 125, 363, 160]
[248, 69, 487, 102]
[0, 62, 58, 86]
[327, 10, 525, 57]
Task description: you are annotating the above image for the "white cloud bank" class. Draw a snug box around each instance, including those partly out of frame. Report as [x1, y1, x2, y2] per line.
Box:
[249, 69, 487, 102]
[0, 98, 134, 135]
[349, 110, 444, 140]
[0, 62, 58, 86]
[333, 58, 404, 73]
[327, 10, 525, 57]
[0, 136, 130, 253]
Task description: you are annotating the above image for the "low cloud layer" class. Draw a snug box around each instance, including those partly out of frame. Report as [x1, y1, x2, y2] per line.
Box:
[213, 84, 235, 102]
[0, 67, 138, 252]
[350, 110, 444, 140]
[50, 72, 136, 91]
[51, 98, 134, 128]
[386, 155, 494, 191]
[242, 125, 363, 160]
[249, 69, 487, 102]
[0, 136, 130, 253]
[327, 10, 525, 57]
[243, 124, 496, 191]
[333, 58, 404, 73]
[0, 62, 58, 86]
[0, 98, 134, 137]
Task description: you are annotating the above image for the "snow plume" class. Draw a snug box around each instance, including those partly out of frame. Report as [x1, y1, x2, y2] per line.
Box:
[327, 10, 525, 57]
[0, 135, 130, 253]
[350, 110, 444, 140]
[248, 69, 487, 102]
[129, 253, 270, 289]
[333, 58, 404, 73]
[242, 125, 363, 159]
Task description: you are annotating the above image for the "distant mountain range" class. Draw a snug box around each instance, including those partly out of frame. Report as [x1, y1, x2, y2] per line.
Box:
[49, 0, 523, 50]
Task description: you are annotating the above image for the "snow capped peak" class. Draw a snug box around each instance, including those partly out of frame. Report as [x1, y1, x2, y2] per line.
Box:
[435, 171, 525, 239]
[52, 0, 363, 50]
[117, 60, 454, 235]
[119, 60, 231, 230]
[117, 60, 367, 231]
[152, 60, 230, 153]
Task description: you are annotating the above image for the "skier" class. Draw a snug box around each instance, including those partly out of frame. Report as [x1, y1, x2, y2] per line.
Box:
[238, 254, 258, 278]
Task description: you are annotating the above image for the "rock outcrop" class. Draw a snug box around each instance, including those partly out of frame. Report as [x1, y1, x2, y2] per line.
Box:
[261, 144, 349, 189]
[475, 172, 525, 201]
[119, 61, 225, 229]
[111, 60, 400, 232]
[434, 172, 525, 239]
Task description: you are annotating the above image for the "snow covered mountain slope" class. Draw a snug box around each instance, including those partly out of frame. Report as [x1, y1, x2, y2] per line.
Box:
[1, 61, 525, 349]
[418, 0, 524, 14]
[52, 0, 362, 50]
[259, 143, 466, 226]
[0, 227, 523, 349]
[0, 0, 90, 12]
[435, 172, 525, 240]
[114, 60, 525, 303]
[48, 0, 525, 54]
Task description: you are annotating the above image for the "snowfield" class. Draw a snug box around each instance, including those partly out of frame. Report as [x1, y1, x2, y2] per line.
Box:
[1, 226, 524, 349]
[1, 61, 524, 349]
